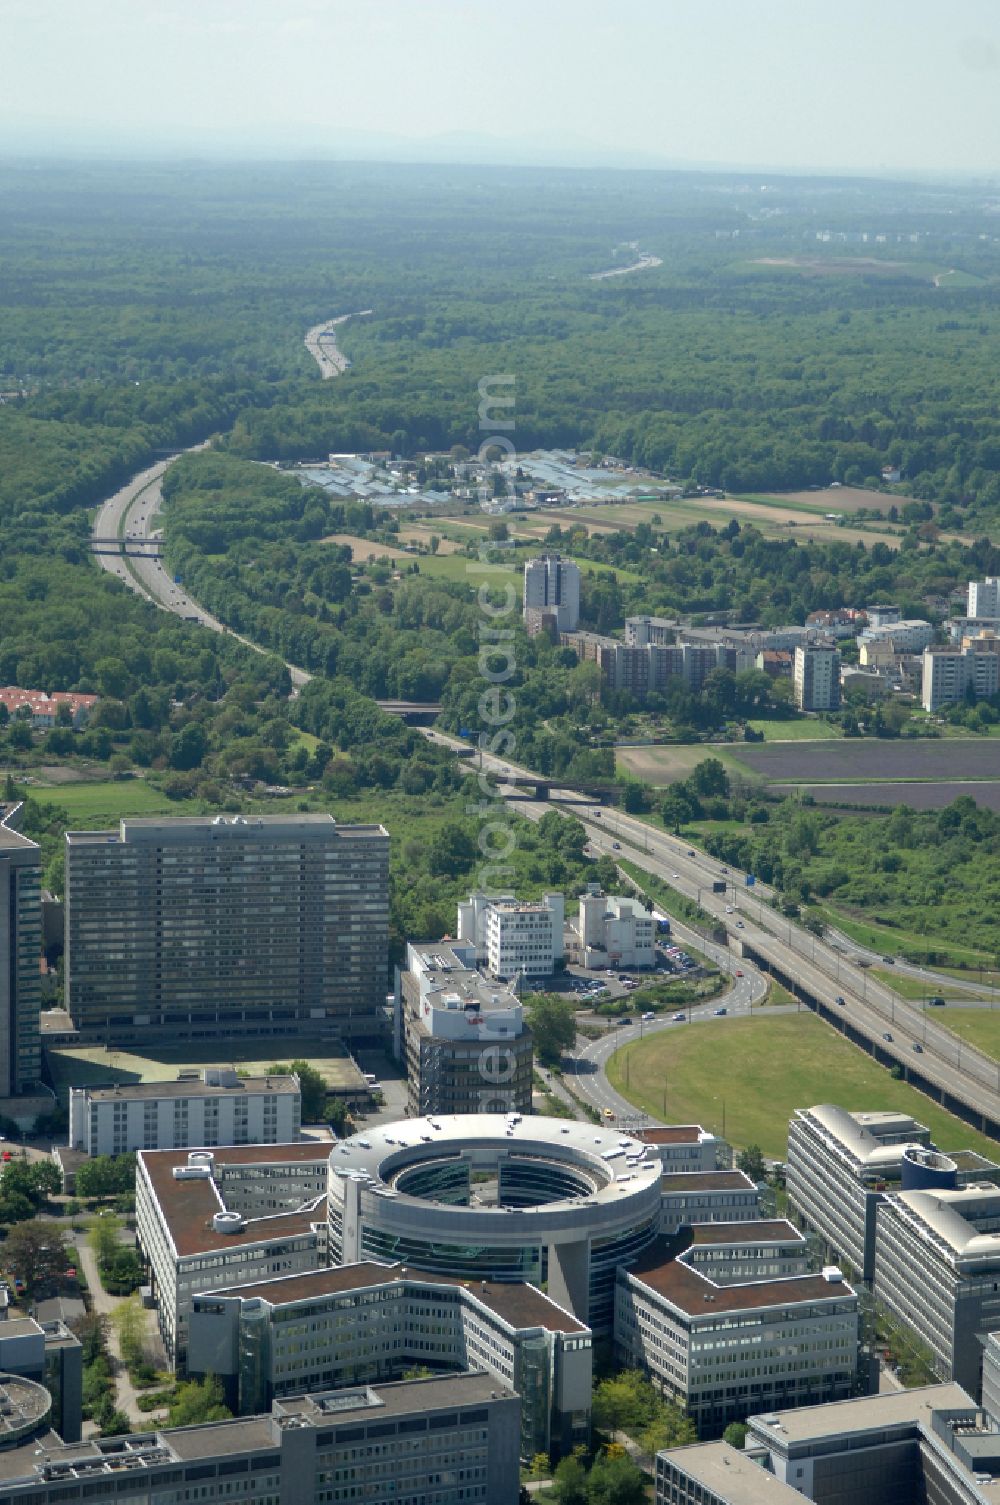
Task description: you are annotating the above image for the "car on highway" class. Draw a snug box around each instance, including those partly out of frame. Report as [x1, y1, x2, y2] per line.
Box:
[612, 841, 621, 850]
[882, 1032, 893, 1042]
[928, 997, 945, 1007]
[735, 969, 744, 977]
[714, 1006, 727, 1016]
[736, 920, 744, 928]
[641, 1011, 655, 1022]
[672, 1011, 686, 1022]
[725, 905, 734, 913]
[603, 1108, 615, 1119]
[881, 955, 895, 964]
[672, 872, 680, 879]
[687, 849, 695, 856]
[835, 995, 846, 1005]
[912, 1043, 924, 1053]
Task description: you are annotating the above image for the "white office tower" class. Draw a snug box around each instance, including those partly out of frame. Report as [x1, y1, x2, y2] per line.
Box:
[969, 578, 1000, 619]
[523, 554, 580, 632]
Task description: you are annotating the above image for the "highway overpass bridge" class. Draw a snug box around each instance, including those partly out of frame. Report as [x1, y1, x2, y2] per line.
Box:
[91, 536, 164, 558]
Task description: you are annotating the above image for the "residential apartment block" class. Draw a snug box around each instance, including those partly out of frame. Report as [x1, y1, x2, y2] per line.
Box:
[858, 618, 934, 654]
[68, 1069, 301, 1156]
[969, 578, 1000, 619]
[187, 1262, 591, 1462]
[567, 886, 655, 969]
[0, 1376, 521, 1505]
[922, 644, 1000, 711]
[616, 1223, 858, 1437]
[65, 814, 389, 1044]
[523, 554, 580, 633]
[395, 940, 533, 1116]
[457, 892, 564, 980]
[0, 804, 42, 1097]
[875, 1184, 1000, 1396]
[136, 1142, 332, 1365]
[793, 643, 841, 711]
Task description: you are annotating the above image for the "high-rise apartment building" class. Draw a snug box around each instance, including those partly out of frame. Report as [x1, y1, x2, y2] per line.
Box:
[523, 554, 580, 632]
[65, 814, 389, 1044]
[793, 643, 841, 711]
[922, 644, 1000, 711]
[969, 577, 1000, 619]
[0, 804, 42, 1097]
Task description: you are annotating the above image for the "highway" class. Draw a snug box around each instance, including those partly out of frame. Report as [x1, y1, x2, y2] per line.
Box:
[425, 730, 1000, 1138]
[304, 310, 372, 378]
[91, 470, 1000, 1139]
[91, 445, 315, 688]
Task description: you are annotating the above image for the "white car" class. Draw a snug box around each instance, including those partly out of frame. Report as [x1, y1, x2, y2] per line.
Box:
[641, 1011, 655, 1022]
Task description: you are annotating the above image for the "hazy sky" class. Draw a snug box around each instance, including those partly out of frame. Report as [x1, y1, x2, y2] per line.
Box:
[4, 0, 999, 173]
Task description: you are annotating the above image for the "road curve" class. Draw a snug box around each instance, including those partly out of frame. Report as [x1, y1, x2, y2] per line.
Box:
[304, 310, 373, 378]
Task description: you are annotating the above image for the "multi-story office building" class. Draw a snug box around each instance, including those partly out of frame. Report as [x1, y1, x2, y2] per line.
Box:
[327, 1116, 664, 1333]
[0, 1317, 82, 1443]
[68, 1069, 301, 1156]
[568, 887, 655, 970]
[396, 941, 532, 1116]
[875, 1184, 1000, 1396]
[659, 1170, 760, 1235]
[923, 644, 1000, 711]
[136, 1142, 331, 1364]
[637, 1125, 722, 1174]
[187, 1261, 591, 1461]
[0, 804, 42, 1098]
[65, 814, 389, 1044]
[457, 892, 564, 980]
[656, 1383, 981, 1505]
[969, 578, 1000, 619]
[786, 1105, 934, 1281]
[523, 554, 580, 632]
[0, 1376, 521, 1505]
[616, 1223, 858, 1436]
[793, 643, 841, 711]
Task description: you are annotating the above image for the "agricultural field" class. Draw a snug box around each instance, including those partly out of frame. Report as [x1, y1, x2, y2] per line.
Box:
[616, 744, 751, 786]
[728, 738, 1000, 785]
[605, 1012, 1000, 1161]
[745, 718, 842, 742]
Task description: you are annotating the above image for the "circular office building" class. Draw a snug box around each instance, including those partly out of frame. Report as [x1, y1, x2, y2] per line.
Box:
[327, 1114, 662, 1329]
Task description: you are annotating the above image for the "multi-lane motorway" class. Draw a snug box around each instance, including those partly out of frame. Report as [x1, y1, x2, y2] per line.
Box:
[91, 459, 1000, 1140]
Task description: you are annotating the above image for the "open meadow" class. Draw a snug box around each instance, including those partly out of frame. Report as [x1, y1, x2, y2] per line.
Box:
[605, 1012, 1000, 1161]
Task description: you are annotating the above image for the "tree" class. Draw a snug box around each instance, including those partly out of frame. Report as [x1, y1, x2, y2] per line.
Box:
[268, 1060, 327, 1120]
[549, 1454, 587, 1505]
[89, 1210, 124, 1273]
[723, 1422, 748, 1449]
[101, 1410, 132, 1437]
[585, 1453, 646, 1505]
[737, 1144, 767, 1182]
[4, 1219, 67, 1296]
[75, 1154, 136, 1199]
[690, 757, 730, 798]
[525, 994, 577, 1066]
[168, 1376, 231, 1428]
[113, 1295, 146, 1371]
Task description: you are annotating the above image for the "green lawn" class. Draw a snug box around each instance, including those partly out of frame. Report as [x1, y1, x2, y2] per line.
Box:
[745, 718, 842, 742]
[605, 1012, 1000, 1161]
[934, 1009, 1000, 1062]
[27, 778, 195, 823]
[869, 969, 967, 1002]
[758, 980, 798, 1008]
[412, 553, 521, 591]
